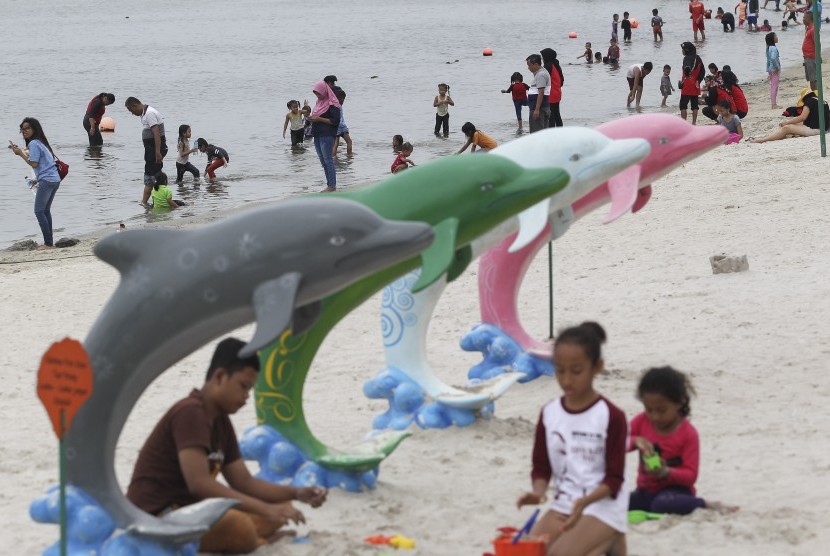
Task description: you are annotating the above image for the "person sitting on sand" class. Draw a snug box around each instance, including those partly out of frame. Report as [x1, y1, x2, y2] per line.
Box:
[126, 338, 327, 554]
[749, 89, 830, 142]
[629, 366, 739, 515]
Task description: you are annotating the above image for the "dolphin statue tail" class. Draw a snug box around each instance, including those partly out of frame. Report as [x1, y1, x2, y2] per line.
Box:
[632, 184, 653, 213]
[316, 431, 412, 471]
[94, 229, 186, 272]
[128, 499, 240, 542]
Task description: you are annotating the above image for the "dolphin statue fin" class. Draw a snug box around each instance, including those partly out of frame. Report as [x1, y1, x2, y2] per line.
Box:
[411, 217, 459, 293]
[240, 272, 302, 358]
[632, 184, 653, 213]
[128, 498, 240, 543]
[550, 206, 575, 241]
[94, 229, 184, 273]
[291, 301, 322, 336]
[602, 165, 642, 224]
[446, 245, 473, 283]
[508, 199, 550, 253]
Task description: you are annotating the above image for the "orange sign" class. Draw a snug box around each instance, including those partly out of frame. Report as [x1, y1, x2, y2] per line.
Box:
[37, 338, 93, 439]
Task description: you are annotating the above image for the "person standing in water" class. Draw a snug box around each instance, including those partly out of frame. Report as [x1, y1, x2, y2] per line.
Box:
[125, 97, 168, 205]
[83, 92, 115, 147]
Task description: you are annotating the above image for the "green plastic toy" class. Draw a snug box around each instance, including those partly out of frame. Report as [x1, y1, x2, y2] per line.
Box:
[255, 155, 570, 471]
[642, 452, 662, 471]
[628, 510, 664, 524]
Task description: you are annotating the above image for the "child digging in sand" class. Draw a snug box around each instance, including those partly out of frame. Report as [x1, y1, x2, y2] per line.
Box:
[517, 322, 628, 555]
[628, 366, 739, 515]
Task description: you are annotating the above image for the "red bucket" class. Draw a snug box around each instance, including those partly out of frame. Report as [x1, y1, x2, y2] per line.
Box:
[492, 535, 546, 556]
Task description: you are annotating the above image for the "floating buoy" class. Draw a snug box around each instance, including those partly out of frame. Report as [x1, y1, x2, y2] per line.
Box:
[568, 32, 578, 39]
[482, 48, 493, 56]
[631, 18, 639, 29]
[99, 117, 116, 132]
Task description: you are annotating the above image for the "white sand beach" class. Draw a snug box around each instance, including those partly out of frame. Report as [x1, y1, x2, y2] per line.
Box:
[2, 64, 830, 556]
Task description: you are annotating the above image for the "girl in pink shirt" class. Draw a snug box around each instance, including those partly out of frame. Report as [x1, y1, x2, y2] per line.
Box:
[629, 367, 737, 514]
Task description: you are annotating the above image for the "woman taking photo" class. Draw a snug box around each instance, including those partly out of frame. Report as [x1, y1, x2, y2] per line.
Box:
[309, 81, 341, 192]
[83, 92, 115, 146]
[8, 118, 61, 249]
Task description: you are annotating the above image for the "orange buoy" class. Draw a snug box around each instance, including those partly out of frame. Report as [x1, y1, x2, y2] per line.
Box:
[99, 116, 116, 132]
[631, 18, 639, 29]
[568, 32, 578, 38]
[482, 48, 493, 56]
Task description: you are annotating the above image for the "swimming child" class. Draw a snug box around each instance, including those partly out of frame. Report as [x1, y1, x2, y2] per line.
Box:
[150, 172, 183, 210]
[716, 100, 744, 143]
[501, 72, 531, 130]
[629, 366, 738, 515]
[781, 19, 789, 30]
[516, 322, 627, 554]
[652, 8, 664, 41]
[392, 134, 404, 152]
[611, 13, 620, 41]
[332, 88, 353, 157]
[457, 122, 497, 153]
[760, 18, 773, 30]
[604, 38, 620, 64]
[660, 65, 675, 107]
[576, 42, 593, 63]
[282, 99, 311, 147]
[391, 142, 416, 173]
[434, 83, 454, 137]
[196, 138, 229, 180]
[735, 0, 747, 28]
[621, 11, 633, 42]
[175, 125, 200, 184]
[595, 51, 603, 63]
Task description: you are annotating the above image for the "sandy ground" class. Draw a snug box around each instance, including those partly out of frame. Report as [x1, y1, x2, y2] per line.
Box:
[2, 61, 830, 556]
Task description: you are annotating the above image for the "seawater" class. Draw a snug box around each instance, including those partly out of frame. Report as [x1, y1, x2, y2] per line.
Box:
[0, 0, 818, 248]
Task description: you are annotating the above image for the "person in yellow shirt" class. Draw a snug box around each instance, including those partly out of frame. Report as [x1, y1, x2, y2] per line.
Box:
[457, 122, 498, 154]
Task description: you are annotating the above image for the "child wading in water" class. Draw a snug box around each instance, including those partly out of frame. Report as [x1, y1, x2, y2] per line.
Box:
[332, 88, 353, 157]
[629, 366, 738, 515]
[501, 72, 530, 131]
[576, 42, 593, 63]
[457, 122, 497, 153]
[660, 65, 675, 107]
[391, 142, 416, 173]
[433, 83, 454, 137]
[392, 134, 404, 152]
[517, 322, 628, 554]
[196, 138, 229, 180]
[176, 125, 200, 184]
[283, 99, 311, 147]
[652, 8, 664, 41]
[150, 172, 183, 210]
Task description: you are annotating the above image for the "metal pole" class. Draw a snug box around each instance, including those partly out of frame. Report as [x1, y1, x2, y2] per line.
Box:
[59, 410, 67, 556]
[814, 1, 826, 156]
[547, 242, 554, 339]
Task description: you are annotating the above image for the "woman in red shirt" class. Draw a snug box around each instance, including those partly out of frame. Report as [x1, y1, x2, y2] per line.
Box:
[83, 92, 115, 147]
[542, 48, 565, 127]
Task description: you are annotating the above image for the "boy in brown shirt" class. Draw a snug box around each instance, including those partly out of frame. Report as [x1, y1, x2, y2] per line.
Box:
[127, 337, 327, 553]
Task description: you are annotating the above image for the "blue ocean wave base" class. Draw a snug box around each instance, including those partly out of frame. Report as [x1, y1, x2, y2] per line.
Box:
[363, 367, 494, 431]
[460, 323, 554, 383]
[30, 485, 197, 555]
[239, 425, 379, 493]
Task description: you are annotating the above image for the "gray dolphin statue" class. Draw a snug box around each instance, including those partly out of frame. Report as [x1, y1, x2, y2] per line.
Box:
[64, 197, 434, 543]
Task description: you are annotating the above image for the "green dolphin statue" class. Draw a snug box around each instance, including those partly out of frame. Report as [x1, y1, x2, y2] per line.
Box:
[255, 155, 569, 471]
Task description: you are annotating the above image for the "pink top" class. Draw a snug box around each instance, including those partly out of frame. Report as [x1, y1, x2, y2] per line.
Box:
[628, 412, 700, 494]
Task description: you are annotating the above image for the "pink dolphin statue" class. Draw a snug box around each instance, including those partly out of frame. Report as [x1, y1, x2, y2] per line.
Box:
[477, 114, 728, 357]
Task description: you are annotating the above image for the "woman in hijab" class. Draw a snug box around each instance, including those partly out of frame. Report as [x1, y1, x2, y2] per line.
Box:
[681, 42, 704, 84]
[541, 48, 565, 127]
[721, 70, 748, 118]
[679, 42, 705, 123]
[309, 81, 341, 192]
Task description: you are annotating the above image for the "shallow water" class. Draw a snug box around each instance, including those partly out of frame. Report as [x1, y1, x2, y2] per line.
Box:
[0, 0, 817, 247]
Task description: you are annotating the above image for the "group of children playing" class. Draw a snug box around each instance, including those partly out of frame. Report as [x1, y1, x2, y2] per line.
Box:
[518, 322, 736, 553]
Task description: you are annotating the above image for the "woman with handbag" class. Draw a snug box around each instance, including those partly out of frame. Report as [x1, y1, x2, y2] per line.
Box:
[8, 118, 62, 250]
[308, 80, 341, 192]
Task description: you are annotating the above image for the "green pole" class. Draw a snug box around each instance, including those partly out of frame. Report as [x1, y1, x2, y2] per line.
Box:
[547, 242, 553, 339]
[59, 409, 67, 556]
[814, 1, 826, 156]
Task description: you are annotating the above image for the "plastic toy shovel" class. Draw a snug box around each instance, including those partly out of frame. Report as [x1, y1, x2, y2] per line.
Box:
[512, 508, 540, 543]
[627, 510, 664, 524]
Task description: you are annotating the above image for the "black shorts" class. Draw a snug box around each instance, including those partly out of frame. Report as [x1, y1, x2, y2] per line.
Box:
[679, 94, 699, 110]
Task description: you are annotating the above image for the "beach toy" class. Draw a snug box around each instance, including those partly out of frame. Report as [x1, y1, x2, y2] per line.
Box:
[568, 31, 577, 38]
[360, 129, 648, 435]
[254, 156, 568, 472]
[99, 116, 116, 132]
[467, 115, 728, 374]
[53, 198, 434, 545]
[512, 509, 540, 543]
[628, 510, 664, 524]
[492, 535, 545, 556]
[631, 18, 639, 28]
[642, 452, 662, 471]
[483, 47, 493, 56]
[364, 534, 415, 549]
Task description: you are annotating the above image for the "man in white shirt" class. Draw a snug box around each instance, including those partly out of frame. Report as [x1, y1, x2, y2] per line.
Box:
[125, 97, 168, 205]
[526, 54, 551, 132]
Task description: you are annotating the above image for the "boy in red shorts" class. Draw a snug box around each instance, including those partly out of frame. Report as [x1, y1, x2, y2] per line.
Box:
[690, 0, 707, 40]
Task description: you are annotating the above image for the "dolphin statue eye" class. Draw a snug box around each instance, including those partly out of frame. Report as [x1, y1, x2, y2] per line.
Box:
[480, 182, 494, 192]
[569, 153, 582, 161]
[329, 234, 346, 246]
[659, 137, 670, 145]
